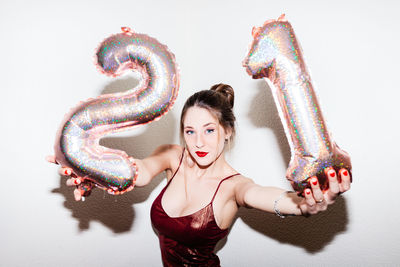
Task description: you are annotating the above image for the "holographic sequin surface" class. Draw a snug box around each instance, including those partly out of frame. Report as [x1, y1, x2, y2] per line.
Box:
[54, 28, 179, 194]
[243, 16, 351, 193]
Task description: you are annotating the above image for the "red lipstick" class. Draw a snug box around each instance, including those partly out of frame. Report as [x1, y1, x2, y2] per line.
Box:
[195, 151, 208, 157]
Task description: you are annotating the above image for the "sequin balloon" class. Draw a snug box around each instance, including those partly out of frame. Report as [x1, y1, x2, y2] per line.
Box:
[243, 15, 351, 194]
[54, 27, 179, 194]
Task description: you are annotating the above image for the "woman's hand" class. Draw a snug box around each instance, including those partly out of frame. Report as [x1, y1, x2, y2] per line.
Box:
[46, 155, 93, 201]
[299, 167, 351, 216]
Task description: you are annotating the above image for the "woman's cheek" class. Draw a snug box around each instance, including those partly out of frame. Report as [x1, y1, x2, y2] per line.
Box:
[184, 136, 194, 147]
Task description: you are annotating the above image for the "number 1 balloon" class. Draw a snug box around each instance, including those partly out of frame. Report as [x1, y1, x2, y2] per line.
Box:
[243, 15, 351, 194]
[53, 27, 179, 194]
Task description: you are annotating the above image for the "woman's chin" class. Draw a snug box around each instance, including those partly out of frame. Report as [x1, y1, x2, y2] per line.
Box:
[193, 157, 214, 168]
[196, 161, 212, 168]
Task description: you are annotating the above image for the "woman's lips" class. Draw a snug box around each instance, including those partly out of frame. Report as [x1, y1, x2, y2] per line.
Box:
[195, 151, 208, 157]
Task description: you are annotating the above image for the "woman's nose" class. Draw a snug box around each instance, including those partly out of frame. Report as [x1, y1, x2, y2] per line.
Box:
[195, 134, 204, 148]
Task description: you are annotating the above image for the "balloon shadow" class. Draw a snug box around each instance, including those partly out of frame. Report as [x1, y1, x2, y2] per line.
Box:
[244, 80, 350, 252]
[247, 81, 291, 166]
[52, 76, 177, 233]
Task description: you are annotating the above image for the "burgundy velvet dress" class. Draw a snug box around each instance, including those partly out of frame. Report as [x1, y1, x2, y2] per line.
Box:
[151, 153, 239, 266]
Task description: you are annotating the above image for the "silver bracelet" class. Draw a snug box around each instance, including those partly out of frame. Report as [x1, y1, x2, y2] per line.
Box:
[273, 191, 292, 218]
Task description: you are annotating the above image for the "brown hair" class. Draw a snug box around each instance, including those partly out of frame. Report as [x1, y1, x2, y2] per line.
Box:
[180, 83, 236, 142]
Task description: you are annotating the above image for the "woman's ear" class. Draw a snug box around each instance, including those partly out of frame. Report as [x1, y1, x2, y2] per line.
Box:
[224, 128, 232, 141]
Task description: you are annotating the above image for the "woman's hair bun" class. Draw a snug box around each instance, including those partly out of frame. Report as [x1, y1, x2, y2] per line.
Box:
[210, 83, 234, 109]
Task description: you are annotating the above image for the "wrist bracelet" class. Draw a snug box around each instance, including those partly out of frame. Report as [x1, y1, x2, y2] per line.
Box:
[273, 191, 292, 218]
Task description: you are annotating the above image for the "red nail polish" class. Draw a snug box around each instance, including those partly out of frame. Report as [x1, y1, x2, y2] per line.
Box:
[74, 179, 79, 185]
[312, 179, 318, 185]
[343, 170, 348, 176]
[306, 190, 311, 195]
[64, 170, 69, 175]
[329, 172, 335, 178]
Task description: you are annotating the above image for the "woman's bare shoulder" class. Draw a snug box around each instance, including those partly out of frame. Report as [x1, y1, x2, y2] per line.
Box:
[229, 174, 255, 185]
[219, 174, 254, 194]
[220, 174, 255, 206]
[151, 144, 184, 170]
[215, 174, 255, 208]
[228, 174, 257, 202]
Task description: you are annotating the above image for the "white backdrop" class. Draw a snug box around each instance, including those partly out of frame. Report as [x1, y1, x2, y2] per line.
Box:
[1, 0, 399, 266]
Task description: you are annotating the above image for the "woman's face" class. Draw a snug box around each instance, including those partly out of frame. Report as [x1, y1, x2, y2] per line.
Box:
[183, 106, 229, 167]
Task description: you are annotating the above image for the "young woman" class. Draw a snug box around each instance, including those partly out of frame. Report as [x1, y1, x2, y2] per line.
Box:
[51, 83, 351, 266]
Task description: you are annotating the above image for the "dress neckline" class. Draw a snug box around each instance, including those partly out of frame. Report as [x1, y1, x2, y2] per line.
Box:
[160, 173, 240, 222]
[160, 194, 213, 219]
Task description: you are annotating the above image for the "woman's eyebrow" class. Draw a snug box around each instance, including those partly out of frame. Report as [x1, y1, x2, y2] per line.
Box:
[184, 122, 216, 129]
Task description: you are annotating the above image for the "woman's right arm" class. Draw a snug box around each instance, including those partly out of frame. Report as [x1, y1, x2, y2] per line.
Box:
[48, 144, 182, 201]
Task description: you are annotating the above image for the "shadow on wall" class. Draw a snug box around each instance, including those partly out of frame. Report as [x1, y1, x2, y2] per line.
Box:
[52, 76, 177, 233]
[247, 81, 292, 166]
[237, 197, 349, 253]
[238, 80, 349, 253]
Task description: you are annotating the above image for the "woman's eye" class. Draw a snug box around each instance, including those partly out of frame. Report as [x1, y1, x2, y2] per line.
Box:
[185, 130, 194, 135]
[206, 129, 215, 134]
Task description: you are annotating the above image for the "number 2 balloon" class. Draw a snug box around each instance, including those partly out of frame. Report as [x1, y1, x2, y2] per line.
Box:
[243, 15, 351, 194]
[53, 27, 179, 194]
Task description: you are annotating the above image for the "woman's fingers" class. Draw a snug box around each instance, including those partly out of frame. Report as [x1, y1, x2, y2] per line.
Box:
[310, 176, 328, 210]
[304, 188, 316, 206]
[301, 168, 352, 216]
[309, 177, 324, 202]
[59, 167, 71, 176]
[339, 168, 351, 192]
[325, 167, 351, 200]
[59, 167, 78, 178]
[70, 181, 93, 201]
[326, 167, 340, 203]
[303, 188, 317, 214]
[73, 188, 83, 201]
[302, 178, 328, 215]
[62, 167, 83, 188]
[66, 178, 82, 186]
[55, 164, 88, 201]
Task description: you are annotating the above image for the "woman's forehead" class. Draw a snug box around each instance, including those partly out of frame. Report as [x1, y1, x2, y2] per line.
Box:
[183, 106, 219, 127]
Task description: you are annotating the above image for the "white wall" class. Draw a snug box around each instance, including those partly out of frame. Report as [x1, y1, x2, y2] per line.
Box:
[1, 0, 399, 266]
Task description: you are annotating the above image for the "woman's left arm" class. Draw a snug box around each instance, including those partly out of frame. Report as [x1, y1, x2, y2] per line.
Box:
[235, 168, 351, 216]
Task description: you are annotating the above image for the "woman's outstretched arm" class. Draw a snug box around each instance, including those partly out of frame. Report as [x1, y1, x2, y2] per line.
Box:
[47, 144, 182, 201]
[234, 168, 351, 216]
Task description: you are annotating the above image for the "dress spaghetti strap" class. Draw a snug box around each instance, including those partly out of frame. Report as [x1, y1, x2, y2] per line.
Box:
[165, 147, 185, 187]
[210, 173, 240, 202]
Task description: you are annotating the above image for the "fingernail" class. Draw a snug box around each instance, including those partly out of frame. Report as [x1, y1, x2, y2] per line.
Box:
[305, 189, 311, 195]
[312, 178, 318, 185]
[74, 179, 79, 185]
[329, 171, 336, 178]
[64, 170, 69, 175]
[343, 170, 348, 176]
